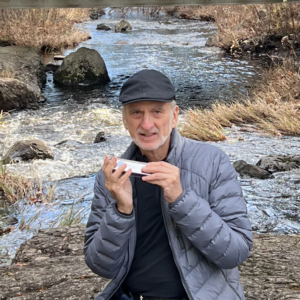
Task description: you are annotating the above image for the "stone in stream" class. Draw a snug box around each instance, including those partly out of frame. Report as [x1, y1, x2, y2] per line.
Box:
[1, 224, 300, 299]
[257, 155, 300, 173]
[94, 131, 107, 143]
[1, 139, 54, 164]
[114, 40, 129, 45]
[205, 35, 220, 47]
[0, 78, 39, 111]
[233, 160, 274, 179]
[53, 47, 110, 86]
[114, 20, 132, 32]
[1, 216, 18, 225]
[96, 23, 111, 31]
[0, 46, 46, 112]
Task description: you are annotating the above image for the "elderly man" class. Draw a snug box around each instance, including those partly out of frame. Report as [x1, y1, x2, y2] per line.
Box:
[84, 70, 253, 300]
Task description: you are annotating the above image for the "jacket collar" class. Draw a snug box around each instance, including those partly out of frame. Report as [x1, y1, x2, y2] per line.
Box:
[121, 128, 185, 166]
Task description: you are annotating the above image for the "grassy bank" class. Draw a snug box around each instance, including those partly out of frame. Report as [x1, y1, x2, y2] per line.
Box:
[167, 4, 300, 54]
[0, 8, 90, 52]
[179, 65, 300, 141]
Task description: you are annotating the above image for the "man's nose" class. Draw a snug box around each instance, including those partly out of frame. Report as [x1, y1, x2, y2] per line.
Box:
[140, 114, 154, 131]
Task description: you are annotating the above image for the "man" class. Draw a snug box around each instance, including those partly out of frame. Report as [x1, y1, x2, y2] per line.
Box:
[84, 70, 253, 300]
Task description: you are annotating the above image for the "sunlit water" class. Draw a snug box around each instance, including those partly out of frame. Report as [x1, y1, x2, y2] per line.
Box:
[1, 13, 299, 266]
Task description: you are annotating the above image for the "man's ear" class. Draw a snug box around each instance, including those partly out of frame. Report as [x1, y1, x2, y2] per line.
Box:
[172, 105, 179, 128]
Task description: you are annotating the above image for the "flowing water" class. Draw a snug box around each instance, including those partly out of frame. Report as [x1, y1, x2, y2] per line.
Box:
[1, 12, 299, 266]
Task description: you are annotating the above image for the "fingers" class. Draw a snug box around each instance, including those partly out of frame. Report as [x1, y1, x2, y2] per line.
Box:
[103, 156, 132, 180]
[102, 155, 117, 175]
[142, 161, 174, 174]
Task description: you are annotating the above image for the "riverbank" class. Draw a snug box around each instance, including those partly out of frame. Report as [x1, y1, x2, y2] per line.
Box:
[0, 8, 90, 52]
[166, 4, 300, 59]
[179, 64, 300, 141]
[1, 224, 299, 300]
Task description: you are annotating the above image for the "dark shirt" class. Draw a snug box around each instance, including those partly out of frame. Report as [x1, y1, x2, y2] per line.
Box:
[122, 151, 186, 298]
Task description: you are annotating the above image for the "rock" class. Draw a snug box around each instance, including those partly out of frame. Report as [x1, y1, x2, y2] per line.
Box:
[96, 23, 111, 31]
[1, 139, 54, 164]
[114, 40, 129, 45]
[205, 35, 220, 47]
[45, 63, 60, 73]
[0, 78, 39, 111]
[94, 132, 107, 143]
[233, 160, 274, 179]
[1, 216, 18, 225]
[114, 19, 132, 32]
[90, 8, 106, 20]
[55, 140, 83, 148]
[0, 46, 46, 111]
[1, 224, 300, 299]
[257, 155, 300, 173]
[53, 47, 110, 86]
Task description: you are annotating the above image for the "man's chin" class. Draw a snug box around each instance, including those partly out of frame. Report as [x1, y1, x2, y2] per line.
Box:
[136, 142, 160, 151]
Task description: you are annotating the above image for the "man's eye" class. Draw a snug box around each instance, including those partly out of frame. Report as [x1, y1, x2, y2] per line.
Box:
[154, 110, 161, 114]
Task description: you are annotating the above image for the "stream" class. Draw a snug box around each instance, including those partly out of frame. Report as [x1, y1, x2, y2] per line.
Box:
[0, 12, 299, 266]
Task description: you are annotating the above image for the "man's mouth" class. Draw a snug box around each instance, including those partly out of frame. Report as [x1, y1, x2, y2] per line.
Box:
[140, 133, 157, 137]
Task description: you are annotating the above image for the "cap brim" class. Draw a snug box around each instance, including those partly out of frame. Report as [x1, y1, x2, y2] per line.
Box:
[122, 98, 174, 105]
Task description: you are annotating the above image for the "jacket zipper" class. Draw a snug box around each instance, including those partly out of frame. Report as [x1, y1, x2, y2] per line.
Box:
[160, 189, 192, 300]
[107, 178, 137, 300]
[173, 220, 185, 251]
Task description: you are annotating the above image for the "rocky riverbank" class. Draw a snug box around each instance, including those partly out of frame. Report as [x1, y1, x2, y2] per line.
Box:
[0, 224, 299, 300]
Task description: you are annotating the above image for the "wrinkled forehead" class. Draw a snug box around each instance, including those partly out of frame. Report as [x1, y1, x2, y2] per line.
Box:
[123, 100, 171, 112]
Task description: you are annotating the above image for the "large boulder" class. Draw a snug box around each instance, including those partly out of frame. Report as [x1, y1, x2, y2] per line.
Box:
[257, 155, 300, 173]
[1, 139, 54, 164]
[0, 78, 39, 111]
[0, 46, 46, 112]
[53, 47, 110, 86]
[114, 20, 132, 32]
[233, 160, 274, 179]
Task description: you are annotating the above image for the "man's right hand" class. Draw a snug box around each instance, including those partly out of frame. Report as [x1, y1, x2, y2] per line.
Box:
[102, 156, 133, 214]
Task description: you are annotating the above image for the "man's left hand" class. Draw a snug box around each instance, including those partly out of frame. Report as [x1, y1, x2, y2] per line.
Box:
[141, 162, 183, 204]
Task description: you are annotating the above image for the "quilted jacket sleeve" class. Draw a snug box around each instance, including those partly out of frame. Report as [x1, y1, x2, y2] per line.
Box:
[169, 150, 253, 269]
[84, 170, 135, 279]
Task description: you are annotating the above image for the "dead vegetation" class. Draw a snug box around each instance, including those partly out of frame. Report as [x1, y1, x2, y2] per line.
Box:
[179, 64, 300, 141]
[166, 4, 300, 53]
[0, 159, 55, 204]
[0, 8, 90, 52]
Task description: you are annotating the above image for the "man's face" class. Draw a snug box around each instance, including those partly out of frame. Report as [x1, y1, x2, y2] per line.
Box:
[123, 101, 179, 151]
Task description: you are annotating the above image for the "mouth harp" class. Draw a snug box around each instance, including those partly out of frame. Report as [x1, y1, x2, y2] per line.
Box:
[113, 158, 150, 178]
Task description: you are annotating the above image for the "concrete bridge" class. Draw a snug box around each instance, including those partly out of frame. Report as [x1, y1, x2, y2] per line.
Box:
[1, 0, 300, 9]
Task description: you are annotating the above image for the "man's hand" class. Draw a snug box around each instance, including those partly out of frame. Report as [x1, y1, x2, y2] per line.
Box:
[142, 162, 183, 204]
[102, 156, 133, 214]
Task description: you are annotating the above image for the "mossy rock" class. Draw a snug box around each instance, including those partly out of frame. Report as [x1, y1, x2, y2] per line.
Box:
[53, 47, 110, 86]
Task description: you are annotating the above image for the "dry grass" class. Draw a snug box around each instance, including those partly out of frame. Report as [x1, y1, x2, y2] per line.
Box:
[0, 161, 55, 204]
[0, 8, 90, 52]
[179, 65, 300, 141]
[166, 4, 300, 51]
[109, 7, 163, 18]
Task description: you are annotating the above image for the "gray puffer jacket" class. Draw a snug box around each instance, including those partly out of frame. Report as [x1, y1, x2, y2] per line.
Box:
[84, 129, 253, 300]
